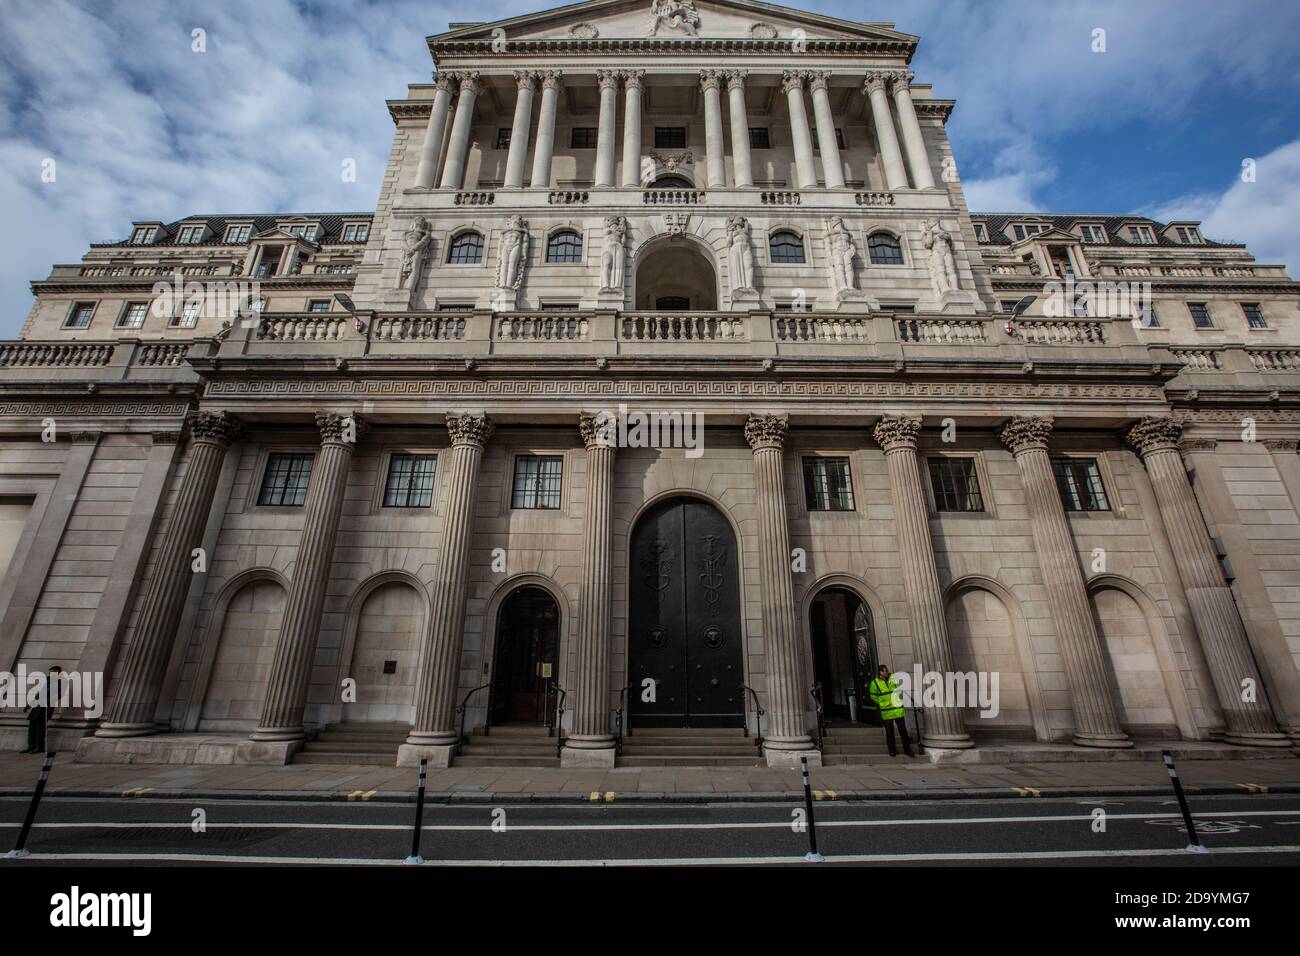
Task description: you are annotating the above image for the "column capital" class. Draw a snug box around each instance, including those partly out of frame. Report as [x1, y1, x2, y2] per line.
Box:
[744, 414, 788, 451]
[579, 412, 617, 450]
[432, 72, 457, 93]
[863, 71, 892, 95]
[872, 415, 921, 452]
[446, 412, 494, 448]
[189, 410, 244, 447]
[807, 70, 832, 93]
[539, 70, 563, 91]
[725, 69, 748, 91]
[699, 69, 723, 92]
[1126, 416, 1182, 456]
[889, 70, 916, 93]
[513, 70, 537, 90]
[316, 411, 367, 446]
[781, 70, 807, 93]
[1000, 416, 1054, 455]
[621, 70, 646, 89]
[450, 70, 481, 95]
[597, 69, 621, 90]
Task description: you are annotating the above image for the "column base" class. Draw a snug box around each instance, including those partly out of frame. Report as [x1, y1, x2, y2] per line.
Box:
[1223, 731, 1293, 748]
[1072, 731, 1133, 749]
[248, 726, 305, 743]
[922, 733, 976, 751]
[764, 746, 821, 769]
[561, 744, 615, 768]
[74, 734, 300, 766]
[396, 743, 454, 768]
[94, 721, 157, 739]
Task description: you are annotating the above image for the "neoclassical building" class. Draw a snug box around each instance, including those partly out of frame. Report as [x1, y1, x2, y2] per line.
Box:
[1, 0, 1298, 769]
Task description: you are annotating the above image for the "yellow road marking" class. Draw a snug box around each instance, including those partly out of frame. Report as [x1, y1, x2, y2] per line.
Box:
[346, 789, 378, 801]
[1237, 783, 1269, 794]
[590, 791, 600, 801]
[1013, 787, 1041, 797]
[812, 789, 837, 801]
[121, 787, 154, 797]
[605, 791, 615, 802]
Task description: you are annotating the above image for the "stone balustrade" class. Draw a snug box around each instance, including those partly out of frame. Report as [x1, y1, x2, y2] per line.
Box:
[0, 341, 116, 368]
[453, 191, 495, 205]
[1169, 347, 1223, 370]
[547, 190, 589, 204]
[855, 191, 895, 206]
[760, 190, 801, 205]
[256, 314, 349, 341]
[373, 314, 466, 341]
[620, 312, 745, 341]
[1248, 348, 1300, 371]
[895, 316, 987, 344]
[641, 188, 705, 205]
[775, 314, 870, 342]
[496, 313, 590, 341]
[1015, 318, 1106, 345]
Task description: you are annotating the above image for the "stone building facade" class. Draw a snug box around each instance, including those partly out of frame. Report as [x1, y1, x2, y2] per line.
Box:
[1, 0, 1297, 768]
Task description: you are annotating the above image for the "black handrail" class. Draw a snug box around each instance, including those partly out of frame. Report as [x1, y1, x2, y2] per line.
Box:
[455, 682, 492, 755]
[740, 683, 764, 751]
[552, 685, 567, 758]
[614, 683, 632, 756]
[809, 682, 825, 750]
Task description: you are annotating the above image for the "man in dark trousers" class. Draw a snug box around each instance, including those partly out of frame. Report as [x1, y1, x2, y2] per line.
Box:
[868, 663, 914, 757]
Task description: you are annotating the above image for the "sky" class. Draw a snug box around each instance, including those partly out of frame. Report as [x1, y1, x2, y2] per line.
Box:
[1, 0, 1298, 336]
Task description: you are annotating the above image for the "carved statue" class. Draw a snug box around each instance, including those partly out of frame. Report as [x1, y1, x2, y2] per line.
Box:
[398, 216, 432, 290]
[496, 215, 530, 290]
[922, 218, 959, 296]
[826, 216, 858, 294]
[229, 255, 245, 277]
[648, 0, 700, 36]
[727, 216, 755, 292]
[601, 216, 627, 291]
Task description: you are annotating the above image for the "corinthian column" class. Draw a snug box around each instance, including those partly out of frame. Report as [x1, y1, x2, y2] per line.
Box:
[700, 71, 726, 188]
[872, 417, 973, 749]
[563, 414, 617, 767]
[864, 72, 908, 191]
[1126, 418, 1289, 746]
[96, 412, 243, 737]
[439, 72, 480, 190]
[890, 71, 936, 190]
[744, 415, 816, 765]
[413, 73, 456, 189]
[530, 72, 562, 189]
[252, 412, 364, 742]
[725, 71, 753, 188]
[782, 71, 818, 190]
[621, 71, 644, 187]
[808, 71, 846, 189]
[595, 70, 620, 188]
[400, 413, 494, 767]
[1000, 417, 1130, 747]
[502, 72, 536, 189]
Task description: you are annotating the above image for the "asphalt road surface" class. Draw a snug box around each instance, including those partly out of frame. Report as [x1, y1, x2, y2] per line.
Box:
[2, 792, 1298, 866]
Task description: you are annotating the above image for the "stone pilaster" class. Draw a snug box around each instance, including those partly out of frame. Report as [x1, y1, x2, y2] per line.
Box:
[251, 412, 364, 742]
[96, 412, 243, 737]
[563, 413, 617, 767]
[872, 416, 974, 749]
[744, 415, 816, 766]
[400, 413, 494, 767]
[1000, 417, 1130, 747]
[1126, 417, 1289, 746]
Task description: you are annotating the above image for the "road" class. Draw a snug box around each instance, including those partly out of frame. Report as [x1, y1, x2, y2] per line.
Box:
[2, 792, 1298, 865]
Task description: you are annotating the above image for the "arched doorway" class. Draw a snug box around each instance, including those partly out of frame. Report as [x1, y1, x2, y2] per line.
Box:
[628, 497, 743, 727]
[345, 580, 422, 723]
[634, 239, 718, 310]
[198, 578, 285, 732]
[809, 587, 880, 725]
[489, 586, 560, 725]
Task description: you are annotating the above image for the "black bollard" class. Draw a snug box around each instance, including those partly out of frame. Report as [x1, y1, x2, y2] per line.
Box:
[1162, 750, 1208, 854]
[800, 755, 823, 862]
[403, 757, 428, 865]
[5, 751, 55, 859]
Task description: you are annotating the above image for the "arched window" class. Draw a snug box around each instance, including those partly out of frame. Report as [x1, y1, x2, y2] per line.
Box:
[769, 231, 805, 264]
[656, 295, 690, 311]
[448, 231, 483, 264]
[651, 176, 692, 188]
[867, 232, 904, 265]
[546, 230, 583, 263]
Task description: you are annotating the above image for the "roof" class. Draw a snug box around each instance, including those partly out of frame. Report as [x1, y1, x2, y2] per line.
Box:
[969, 213, 1242, 249]
[94, 212, 374, 249]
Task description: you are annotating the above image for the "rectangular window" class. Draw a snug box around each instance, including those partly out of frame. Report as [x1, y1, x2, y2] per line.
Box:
[1134, 301, 1159, 328]
[435, 303, 474, 312]
[973, 223, 988, 242]
[258, 453, 314, 507]
[341, 223, 369, 243]
[1128, 225, 1155, 244]
[748, 127, 770, 149]
[511, 455, 563, 510]
[1000, 300, 1019, 314]
[117, 302, 149, 328]
[254, 246, 283, 277]
[654, 127, 687, 149]
[173, 300, 201, 327]
[1175, 226, 1201, 243]
[1080, 224, 1106, 243]
[540, 303, 579, 311]
[928, 458, 984, 513]
[569, 127, 598, 149]
[1188, 302, 1213, 329]
[224, 224, 251, 243]
[177, 225, 204, 244]
[130, 227, 156, 245]
[1241, 303, 1267, 329]
[383, 454, 437, 508]
[1052, 458, 1109, 512]
[810, 128, 846, 151]
[307, 299, 331, 313]
[1013, 223, 1044, 241]
[495, 128, 511, 150]
[803, 457, 855, 512]
[64, 302, 96, 328]
[284, 224, 318, 240]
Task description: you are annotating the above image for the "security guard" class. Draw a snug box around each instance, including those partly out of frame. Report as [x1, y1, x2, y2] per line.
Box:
[868, 663, 914, 757]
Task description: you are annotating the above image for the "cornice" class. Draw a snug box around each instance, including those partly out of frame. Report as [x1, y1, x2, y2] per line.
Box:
[31, 275, 357, 294]
[429, 37, 916, 58]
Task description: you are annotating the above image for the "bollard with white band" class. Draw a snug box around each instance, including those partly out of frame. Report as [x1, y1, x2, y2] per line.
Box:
[1162, 749, 1208, 854]
[403, 757, 428, 865]
[800, 754, 823, 862]
[5, 750, 55, 859]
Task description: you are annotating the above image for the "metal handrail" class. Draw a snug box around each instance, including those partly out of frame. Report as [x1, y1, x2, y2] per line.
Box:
[455, 682, 492, 755]
[552, 686, 567, 758]
[614, 683, 632, 756]
[810, 683, 826, 750]
[740, 684, 764, 751]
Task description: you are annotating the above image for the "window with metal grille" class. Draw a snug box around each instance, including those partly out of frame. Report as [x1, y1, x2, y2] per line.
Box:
[868, 233, 904, 264]
[512, 455, 563, 510]
[748, 127, 770, 149]
[810, 127, 846, 151]
[383, 454, 436, 508]
[1052, 458, 1109, 512]
[258, 453, 313, 507]
[654, 127, 686, 149]
[65, 302, 95, 328]
[546, 230, 583, 262]
[448, 232, 483, 264]
[570, 127, 598, 148]
[117, 302, 148, 328]
[655, 296, 689, 310]
[769, 231, 805, 264]
[1242, 303, 1267, 329]
[307, 300, 330, 313]
[1188, 302, 1213, 328]
[928, 458, 984, 512]
[803, 457, 855, 511]
[495, 128, 511, 150]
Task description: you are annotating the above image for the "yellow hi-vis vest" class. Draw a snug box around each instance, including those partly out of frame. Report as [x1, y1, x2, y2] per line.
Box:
[868, 675, 905, 721]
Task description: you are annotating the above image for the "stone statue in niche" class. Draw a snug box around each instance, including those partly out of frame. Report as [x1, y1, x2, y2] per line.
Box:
[496, 215, 530, 291]
[727, 216, 756, 293]
[826, 216, 859, 295]
[398, 216, 432, 291]
[601, 216, 627, 291]
[648, 0, 700, 36]
[923, 218, 959, 295]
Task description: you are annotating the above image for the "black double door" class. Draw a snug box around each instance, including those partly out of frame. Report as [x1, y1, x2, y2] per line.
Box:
[628, 498, 744, 727]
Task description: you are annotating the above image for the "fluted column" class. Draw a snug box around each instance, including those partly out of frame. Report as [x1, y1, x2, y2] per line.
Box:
[413, 73, 456, 189]
[439, 72, 480, 190]
[745, 415, 815, 765]
[502, 71, 536, 189]
[529, 71, 562, 189]
[783, 71, 818, 190]
[564, 414, 617, 767]
[1126, 418, 1289, 746]
[1000, 417, 1130, 748]
[96, 413, 242, 737]
[700, 71, 726, 188]
[620, 71, 644, 187]
[864, 72, 909, 191]
[890, 71, 936, 190]
[252, 412, 363, 741]
[402, 414, 494, 764]
[725, 70, 753, 188]
[808, 71, 845, 189]
[595, 70, 619, 188]
[873, 417, 974, 749]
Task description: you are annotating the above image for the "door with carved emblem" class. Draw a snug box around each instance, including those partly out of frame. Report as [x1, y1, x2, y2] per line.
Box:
[628, 497, 744, 727]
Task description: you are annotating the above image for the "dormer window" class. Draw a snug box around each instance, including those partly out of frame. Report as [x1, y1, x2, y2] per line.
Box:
[283, 223, 319, 241]
[1127, 225, 1156, 244]
[177, 225, 205, 245]
[1012, 222, 1046, 241]
[1079, 224, 1107, 244]
[224, 224, 252, 243]
[341, 222, 369, 243]
[1175, 226, 1202, 243]
[130, 226, 157, 245]
[972, 222, 988, 242]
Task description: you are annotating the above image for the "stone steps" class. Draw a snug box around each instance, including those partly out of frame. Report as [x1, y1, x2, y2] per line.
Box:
[293, 721, 408, 766]
[452, 723, 559, 767]
[618, 726, 763, 767]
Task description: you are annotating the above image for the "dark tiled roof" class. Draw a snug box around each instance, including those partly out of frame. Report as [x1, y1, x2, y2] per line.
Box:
[95, 212, 374, 248]
[970, 213, 1243, 248]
